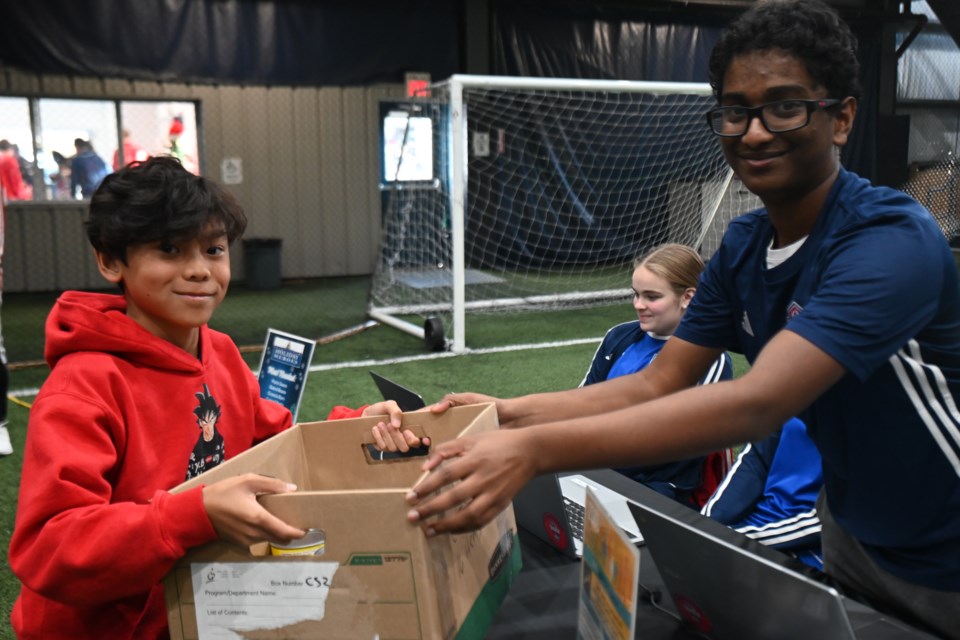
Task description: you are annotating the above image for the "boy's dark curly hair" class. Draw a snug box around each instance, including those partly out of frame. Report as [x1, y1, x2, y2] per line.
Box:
[86, 155, 247, 262]
[708, 0, 861, 101]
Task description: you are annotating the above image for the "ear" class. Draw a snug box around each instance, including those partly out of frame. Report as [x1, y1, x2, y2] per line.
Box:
[94, 249, 124, 285]
[832, 97, 857, 148]
[681, 287, 696, 309]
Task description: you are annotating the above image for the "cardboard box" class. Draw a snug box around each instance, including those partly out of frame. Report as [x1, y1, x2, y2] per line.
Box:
[164, 403, 521, 639]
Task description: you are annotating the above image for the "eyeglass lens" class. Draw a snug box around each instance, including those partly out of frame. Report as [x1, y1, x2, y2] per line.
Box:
[710, 100, 813, 136]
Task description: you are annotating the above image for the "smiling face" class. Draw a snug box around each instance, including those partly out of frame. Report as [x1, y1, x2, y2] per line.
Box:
[631, 264, 694, 337]
[718, 49, 855, 208]
[95, 224, 231, 355]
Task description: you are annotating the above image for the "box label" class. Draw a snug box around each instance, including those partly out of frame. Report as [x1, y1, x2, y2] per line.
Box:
[191, 561, 339, 639]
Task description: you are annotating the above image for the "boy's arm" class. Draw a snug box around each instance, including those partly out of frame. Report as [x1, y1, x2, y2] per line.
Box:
[9, 396, 220, 606]
[407, 330, 845, 534]
[12, 394, 306, 606]
[434, 337, 719, 430]
[9, 394, 227, 606]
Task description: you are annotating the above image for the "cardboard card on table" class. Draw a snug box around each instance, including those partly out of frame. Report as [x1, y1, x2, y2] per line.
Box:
[577, 487, 641, 640]
[256, 328, 316, 423]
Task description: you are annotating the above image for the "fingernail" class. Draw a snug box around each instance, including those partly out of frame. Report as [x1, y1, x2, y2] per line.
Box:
[425, 527, 436, 538]
[407, 509, 420, 522]
[406, 490, 418, 501]
[286, 483, 298, 491]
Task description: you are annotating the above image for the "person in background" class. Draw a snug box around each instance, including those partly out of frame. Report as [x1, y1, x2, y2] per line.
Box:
[9, 156, 404, 639]
[113, 128, 149, 170]
[167, 115, 197, 174]
[397, 1, 960, 636]
[702, 416, 823, 570]
[579, 242, 732, 506]
[12, 144, 35, 194]
[0, 140, 32, 201]
[70, 138, 109, 199]
[0, 190, 10, 456]
[49, 150, 73, 200]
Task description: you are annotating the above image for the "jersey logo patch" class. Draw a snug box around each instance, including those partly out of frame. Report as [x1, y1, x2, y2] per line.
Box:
[786, 301, 803, 320]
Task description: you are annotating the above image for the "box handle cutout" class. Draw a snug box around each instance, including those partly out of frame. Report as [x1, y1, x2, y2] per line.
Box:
[364, 443, 429, 463]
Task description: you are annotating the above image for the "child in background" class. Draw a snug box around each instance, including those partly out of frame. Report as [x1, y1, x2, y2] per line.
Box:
[580, 243, 732, 506]
[8, 156, 402, 639]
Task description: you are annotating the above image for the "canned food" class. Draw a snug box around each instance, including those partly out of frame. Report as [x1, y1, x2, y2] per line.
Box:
[269, 528, 325, 556]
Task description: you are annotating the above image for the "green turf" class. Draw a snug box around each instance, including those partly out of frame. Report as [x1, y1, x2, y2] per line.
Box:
[0, 279, 749, 638]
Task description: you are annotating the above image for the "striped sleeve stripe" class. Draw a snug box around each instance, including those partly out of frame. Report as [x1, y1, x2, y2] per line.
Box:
[889, 340, 960, 478]
[735, 509, 822, 546]
[740, 523, 823, 547]
[701, 353, 729, 385]
[735, 511, 820, 535]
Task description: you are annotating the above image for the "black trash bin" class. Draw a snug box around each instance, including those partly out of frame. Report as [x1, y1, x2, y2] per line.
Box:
[243, 238, 282, 290]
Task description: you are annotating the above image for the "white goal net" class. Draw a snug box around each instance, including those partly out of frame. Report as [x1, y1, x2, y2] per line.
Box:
[368, 75, 761, 352]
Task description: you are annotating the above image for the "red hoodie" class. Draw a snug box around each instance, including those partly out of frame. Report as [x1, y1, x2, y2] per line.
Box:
[9, 292, 364, 639]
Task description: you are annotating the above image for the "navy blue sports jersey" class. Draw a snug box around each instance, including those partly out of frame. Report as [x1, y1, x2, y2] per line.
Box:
[675, 168, 960, 591]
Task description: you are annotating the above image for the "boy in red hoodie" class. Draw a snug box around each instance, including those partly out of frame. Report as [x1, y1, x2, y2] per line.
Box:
[9, 156, 403, 639]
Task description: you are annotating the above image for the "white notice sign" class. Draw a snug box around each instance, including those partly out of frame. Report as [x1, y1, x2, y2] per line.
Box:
[192, 561, 339, 638]
[220, 157, 243, 185]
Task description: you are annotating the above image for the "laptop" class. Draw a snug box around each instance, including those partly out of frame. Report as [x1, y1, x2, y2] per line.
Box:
[370, 371, 427, 412]
[626, 491, 938, 639]
[514, 472, 644, 559]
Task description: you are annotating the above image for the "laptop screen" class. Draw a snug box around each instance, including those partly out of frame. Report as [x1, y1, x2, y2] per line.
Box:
[627, 491, 857, 640]
[370, 371, 426, 412]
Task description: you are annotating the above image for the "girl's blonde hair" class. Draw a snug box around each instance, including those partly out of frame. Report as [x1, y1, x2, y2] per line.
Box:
[634, 243, 704, 296]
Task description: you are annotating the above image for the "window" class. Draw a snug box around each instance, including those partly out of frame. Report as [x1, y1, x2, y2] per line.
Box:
[0, 96, 199, 202]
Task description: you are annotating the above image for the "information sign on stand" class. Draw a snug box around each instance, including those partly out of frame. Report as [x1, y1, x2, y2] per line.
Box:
[577, 487, 641, 640]
[256, 329, 316, 423]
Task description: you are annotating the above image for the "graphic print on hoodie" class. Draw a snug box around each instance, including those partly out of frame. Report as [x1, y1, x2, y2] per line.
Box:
[186, 383, 226, 479]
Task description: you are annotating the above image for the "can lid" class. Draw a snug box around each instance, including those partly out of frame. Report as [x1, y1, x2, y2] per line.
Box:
[270, 528, 325, 550]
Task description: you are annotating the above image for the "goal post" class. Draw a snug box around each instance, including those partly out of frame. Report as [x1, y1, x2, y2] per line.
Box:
[368, 74, 759, 353]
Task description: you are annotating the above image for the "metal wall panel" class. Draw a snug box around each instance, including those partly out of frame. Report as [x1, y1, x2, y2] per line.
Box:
[291, 87, 323, 278]
[343, 87, 374, 274]
[318, 87, 349, 276]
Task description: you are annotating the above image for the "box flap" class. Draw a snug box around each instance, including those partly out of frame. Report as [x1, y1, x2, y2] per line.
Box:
[298, 403, 498, 491]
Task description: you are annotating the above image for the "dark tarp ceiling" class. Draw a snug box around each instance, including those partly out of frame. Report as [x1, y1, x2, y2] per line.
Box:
[0, 0, 461, 86]
[491, 0, 729, 81]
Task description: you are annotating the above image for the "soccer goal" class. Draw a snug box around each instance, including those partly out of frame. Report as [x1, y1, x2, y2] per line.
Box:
[368, 74, 760, 353]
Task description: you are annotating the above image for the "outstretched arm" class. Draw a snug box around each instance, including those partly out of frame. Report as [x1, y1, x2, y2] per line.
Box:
[432, 338, 720, 430]
[406, 330, 845, 534]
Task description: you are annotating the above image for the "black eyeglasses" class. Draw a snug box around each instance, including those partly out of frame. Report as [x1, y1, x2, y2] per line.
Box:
[705, 98, 844, 137]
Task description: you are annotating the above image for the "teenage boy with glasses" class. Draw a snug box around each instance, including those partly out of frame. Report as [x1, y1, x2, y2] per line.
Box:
[388, 0, 960, 635]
